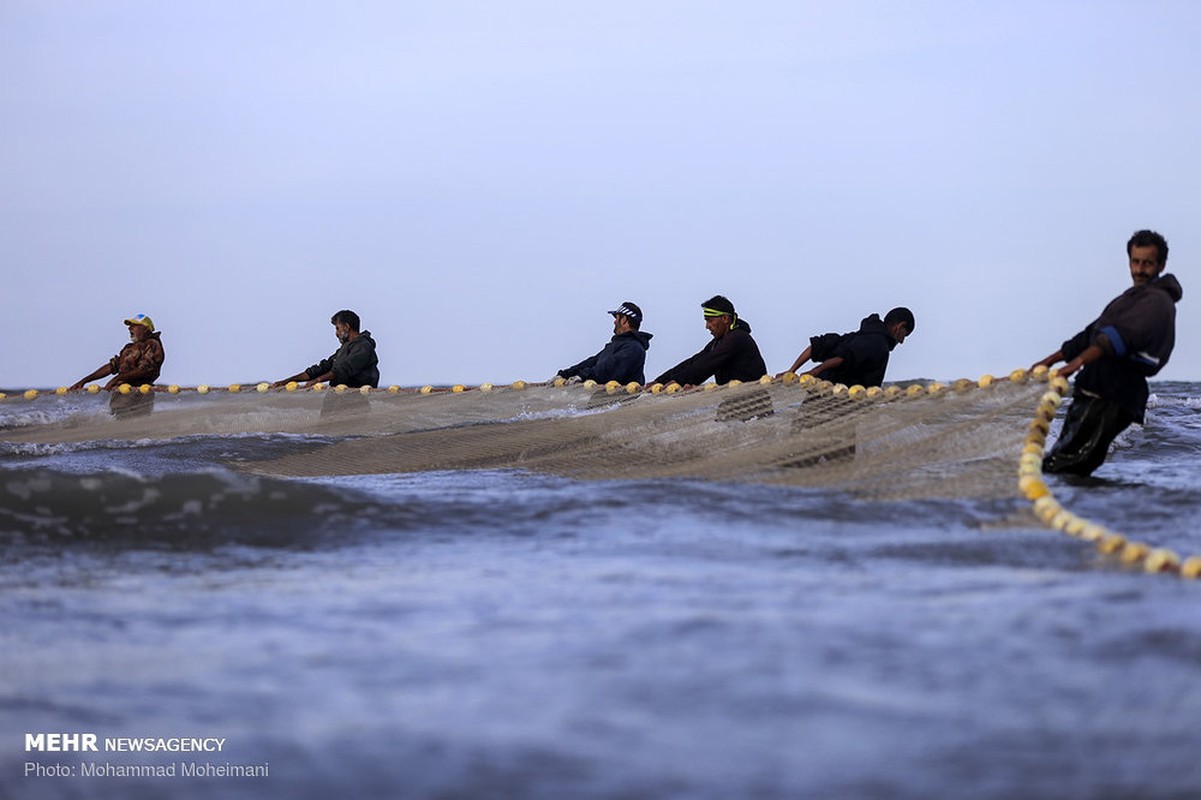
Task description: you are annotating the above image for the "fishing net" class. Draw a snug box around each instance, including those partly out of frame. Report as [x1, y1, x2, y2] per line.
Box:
[1, 377, 1049, 500]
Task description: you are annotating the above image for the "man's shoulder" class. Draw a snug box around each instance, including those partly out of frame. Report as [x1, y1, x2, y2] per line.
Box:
[342, 334, 376, 353]
[1115, 281, 1180, 318]
[1154, 273, 1183, 302]
[730, 327, 757, 342]
[614, 331, 651, 347]
[714, 330, 747, 351]
[842, 327, 888, 352]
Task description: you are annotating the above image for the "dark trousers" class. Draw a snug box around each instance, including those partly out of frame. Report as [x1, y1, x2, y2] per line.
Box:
[1042, 393, 1134, 477]
[109, 391, 155, 419]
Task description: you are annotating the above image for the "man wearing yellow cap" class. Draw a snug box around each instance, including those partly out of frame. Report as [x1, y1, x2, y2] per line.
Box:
[70, 313, 166, 395]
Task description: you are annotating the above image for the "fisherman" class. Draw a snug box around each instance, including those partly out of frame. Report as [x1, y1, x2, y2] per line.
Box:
[70, 313, 165, 418]
[557, 302, 652, 385]
[652, 295, 767, 387]
[273, 310, 380, 389]
[1033, 229, 1182, 476]
[780, 307, 915, 387]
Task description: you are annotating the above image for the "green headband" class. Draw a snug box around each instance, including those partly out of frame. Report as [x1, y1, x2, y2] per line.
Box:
[703, 306, 738, 329]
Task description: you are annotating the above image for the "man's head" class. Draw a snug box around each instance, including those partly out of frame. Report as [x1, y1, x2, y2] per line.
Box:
[608, 301, 643, 334]
[123, 313, 154, 341]
[701, 295, 737, 338]
[884, 307, 915, 344]
[1127, 229, 1169, 286]
[330, 309, 361, 343]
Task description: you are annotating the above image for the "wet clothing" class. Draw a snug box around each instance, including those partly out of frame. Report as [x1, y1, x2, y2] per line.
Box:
[1042, 393, 1134, 476]
[109, 390, 155, 419]
[558, 330, 653, 385]
[1057, 274, 1182, 424]
[809, 314, 899, 388]
[307, 331, 380, 388]
[108, 333, 165, 385]
[1043, 273, 1182, 476]
[653, 321, 767, 386]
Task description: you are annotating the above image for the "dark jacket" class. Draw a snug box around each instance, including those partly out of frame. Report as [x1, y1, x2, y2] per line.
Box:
[811, 313, 899, 388]
[307, 331, 380, 388]
[1062, 273, 1182, 423]
[559, 330, 653, 385]
[653, 320, 767, 386]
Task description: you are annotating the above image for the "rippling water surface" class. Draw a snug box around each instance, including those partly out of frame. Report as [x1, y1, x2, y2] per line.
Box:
[2, 383, 1200, 799]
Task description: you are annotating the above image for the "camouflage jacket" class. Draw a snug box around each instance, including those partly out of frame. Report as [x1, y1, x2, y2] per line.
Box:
[109, 333, 165, 385]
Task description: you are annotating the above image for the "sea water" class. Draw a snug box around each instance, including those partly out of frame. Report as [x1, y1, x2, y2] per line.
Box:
[2, 383, 1200, 799]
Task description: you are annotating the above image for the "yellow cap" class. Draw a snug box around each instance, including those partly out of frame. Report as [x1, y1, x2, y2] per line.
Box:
[123, 313, 155, 332]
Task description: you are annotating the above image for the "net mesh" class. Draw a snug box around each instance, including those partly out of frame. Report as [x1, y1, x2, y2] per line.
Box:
[2, 379, 1049, 500]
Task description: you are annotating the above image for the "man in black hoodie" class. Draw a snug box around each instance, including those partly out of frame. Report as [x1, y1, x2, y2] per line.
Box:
[1034, 229, 1182, 476]
[274, 309, 380, 389]
[781, 307, 915, 387]
[557, 302, 653, 385]
[653, 295, 767, 387]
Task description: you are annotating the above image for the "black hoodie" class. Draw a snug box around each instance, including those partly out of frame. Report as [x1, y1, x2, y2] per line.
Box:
[558, 330, 653, 384]
[307, 331, 380, 388]
[812, 313, 899, 388]
[1062, 273, 1183, 422]
[653, 319, 767, 386]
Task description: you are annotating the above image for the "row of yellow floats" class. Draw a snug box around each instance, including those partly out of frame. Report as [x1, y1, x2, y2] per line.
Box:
[0, 368, 1017, 401]
[1018, 369, 1201, 579]
[4, 368, 1197, 579]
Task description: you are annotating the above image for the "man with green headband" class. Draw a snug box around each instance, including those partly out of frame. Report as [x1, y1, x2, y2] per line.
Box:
[652, 295, 767, 387]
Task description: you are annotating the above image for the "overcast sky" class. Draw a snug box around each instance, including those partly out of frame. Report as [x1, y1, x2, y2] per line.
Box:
[2, 1, 1197, 388]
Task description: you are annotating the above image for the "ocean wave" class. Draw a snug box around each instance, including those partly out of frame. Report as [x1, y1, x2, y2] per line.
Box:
[0, 402, 110, 430]
[0, 432, 342, 473]
[0, 467, 385, 549]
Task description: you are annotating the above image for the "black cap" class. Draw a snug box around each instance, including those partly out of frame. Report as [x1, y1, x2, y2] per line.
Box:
[608, 302, 643, 324]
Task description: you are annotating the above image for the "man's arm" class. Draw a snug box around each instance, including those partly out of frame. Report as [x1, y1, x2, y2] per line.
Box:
[1055, 327, 1126, 379]
[1034, 315, 1122, 378]
[305, 371, 334, 386]
[778, 345, 813, 378]
[803, 355, 844, 380]
[1031, 349, 1064, 371]
[654, 350, 709, 387]
[70, 363, 116, 391]
[273, 354, 333, 388]
[1033, 320, 1094, 373]
[654, 338, 735, 387]
[1055, 344, 1105, 379]
[272, 371, 313, 388]
[558, 352, 600, 381]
